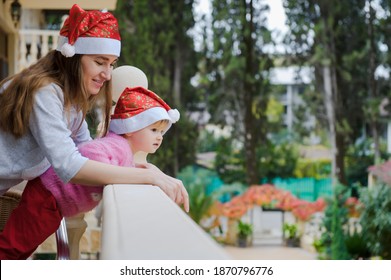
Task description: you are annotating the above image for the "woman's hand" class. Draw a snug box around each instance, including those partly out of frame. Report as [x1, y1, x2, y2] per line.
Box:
[136, 163, 189, 213]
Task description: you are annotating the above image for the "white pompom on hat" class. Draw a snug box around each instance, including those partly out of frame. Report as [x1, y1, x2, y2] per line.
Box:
[112, 66, 149, 106]
[56, 4, 121, 57]
[109, 87, 180, 135]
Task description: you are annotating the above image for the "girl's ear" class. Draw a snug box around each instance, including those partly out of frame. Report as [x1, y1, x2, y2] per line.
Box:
[124, 132, 133, 138]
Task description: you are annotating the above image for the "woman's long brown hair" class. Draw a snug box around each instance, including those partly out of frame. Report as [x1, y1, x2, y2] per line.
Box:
[0, 50, 112, 138]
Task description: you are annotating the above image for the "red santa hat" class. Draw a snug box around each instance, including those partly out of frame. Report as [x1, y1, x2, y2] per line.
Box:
[109, 87, 180, 134]
[56, 4, 121, 57]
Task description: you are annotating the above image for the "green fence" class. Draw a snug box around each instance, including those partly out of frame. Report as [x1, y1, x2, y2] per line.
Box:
[271, 177, 332, 202]
[205, 173, 333, 202]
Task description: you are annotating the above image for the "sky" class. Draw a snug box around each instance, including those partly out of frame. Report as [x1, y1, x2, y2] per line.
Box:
[264, 0, 288, 34]
[193, 0, 288, 52]
[195, 0, 287, 33]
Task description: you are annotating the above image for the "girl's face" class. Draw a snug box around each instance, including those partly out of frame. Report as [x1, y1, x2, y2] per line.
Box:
[81, 54, 118, 96]
[127, 122, 169, 154]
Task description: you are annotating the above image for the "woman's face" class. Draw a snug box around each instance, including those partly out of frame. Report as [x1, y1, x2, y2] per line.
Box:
[81, 54, 118, 96]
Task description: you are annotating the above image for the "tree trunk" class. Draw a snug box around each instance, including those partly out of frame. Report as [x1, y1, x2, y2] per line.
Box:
[173, 47, 182, 106]
[321, 7, 347, 186]
[323, 66, 338, 186]
[368, 1, 380, 163]
[242, 0, 258, 185]
[171, 47, 183, 176]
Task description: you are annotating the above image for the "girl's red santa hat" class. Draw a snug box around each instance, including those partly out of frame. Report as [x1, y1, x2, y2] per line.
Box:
[56, 4, 121, 57]
[109, 87, 180, 134]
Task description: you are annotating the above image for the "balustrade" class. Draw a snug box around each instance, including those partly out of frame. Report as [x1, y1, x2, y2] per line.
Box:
[17, 29, 59, 72]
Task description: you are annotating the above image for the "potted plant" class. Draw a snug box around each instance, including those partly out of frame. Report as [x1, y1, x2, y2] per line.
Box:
[283, 223, 300, 247]
[236, 220, 253, 247]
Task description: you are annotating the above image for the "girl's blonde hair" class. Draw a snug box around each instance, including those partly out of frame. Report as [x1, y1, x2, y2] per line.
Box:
[154, 119, 170, 126]
[0, 50, 112, 138]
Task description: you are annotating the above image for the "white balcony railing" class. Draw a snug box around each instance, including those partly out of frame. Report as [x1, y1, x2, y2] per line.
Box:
[17, 29, 59, 72]
[101, 184, 230, 260]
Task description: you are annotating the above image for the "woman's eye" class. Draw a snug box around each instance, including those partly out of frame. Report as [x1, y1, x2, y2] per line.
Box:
[95, 61, 103, 66]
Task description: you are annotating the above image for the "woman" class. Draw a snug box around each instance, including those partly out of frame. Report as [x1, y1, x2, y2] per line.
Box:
[1, 85, 183, 259]
[0, 4, 188, 258]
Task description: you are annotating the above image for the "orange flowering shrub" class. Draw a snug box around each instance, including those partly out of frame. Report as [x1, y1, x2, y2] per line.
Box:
[275, 191, 300, 211]
[344, 197, 363, 218]
[243, 184, 287, 208]
[220, 184, 327, 221]
[290, 198, 327, 221]
[221, 196, 249, 219]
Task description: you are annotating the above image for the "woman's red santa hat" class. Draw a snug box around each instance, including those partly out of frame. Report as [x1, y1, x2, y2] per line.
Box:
[56, 4, 121, 57]
[109, 87, 180, 134]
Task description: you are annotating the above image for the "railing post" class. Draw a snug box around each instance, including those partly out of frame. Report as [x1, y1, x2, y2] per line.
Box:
[19, 34, 26, 72]
[65, 213, 87, 260]
[18, 29, 59, 71]
[29, 35, 38, 66]
[41, 34, 49, 57]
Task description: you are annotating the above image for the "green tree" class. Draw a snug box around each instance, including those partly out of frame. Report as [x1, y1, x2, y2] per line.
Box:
[282, 0, 388, 185]
[330, 199, 350, 259]
[316, 184, 351, 259]
[203, 0, 273, 184]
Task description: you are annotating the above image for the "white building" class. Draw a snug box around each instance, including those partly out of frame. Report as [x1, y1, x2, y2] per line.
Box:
[269, 66, 320, 144]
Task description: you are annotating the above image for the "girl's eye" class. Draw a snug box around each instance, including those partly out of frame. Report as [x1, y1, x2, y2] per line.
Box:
[95, 61, 103, 66]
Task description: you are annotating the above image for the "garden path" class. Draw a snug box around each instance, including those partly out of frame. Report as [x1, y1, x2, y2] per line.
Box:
[223, 243, 317, 260]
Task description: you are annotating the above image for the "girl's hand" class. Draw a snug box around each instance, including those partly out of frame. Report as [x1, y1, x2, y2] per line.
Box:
[136, 163, 189, 213]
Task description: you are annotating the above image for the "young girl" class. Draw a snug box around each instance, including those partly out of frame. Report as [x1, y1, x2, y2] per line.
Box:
[0, 86, 182, 259]
[0, 4, 188, 258]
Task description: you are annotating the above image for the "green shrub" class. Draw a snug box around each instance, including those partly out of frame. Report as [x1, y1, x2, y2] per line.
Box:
[344, 230, 371, 260]
[215, 137, 300, 184]
[359, 184, 391, 259]
[256, 142, 298, 180]
[294, 158, 331, 179]
[178, 166, 215, 224]
[316, 184, 351, 259]
[178, 166, 243, 225]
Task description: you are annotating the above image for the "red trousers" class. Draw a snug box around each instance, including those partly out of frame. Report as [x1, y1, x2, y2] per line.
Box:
[0, 178, 62, 260]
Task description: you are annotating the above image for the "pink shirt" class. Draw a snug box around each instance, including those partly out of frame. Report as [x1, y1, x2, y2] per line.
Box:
[40, 133, 134, 217]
